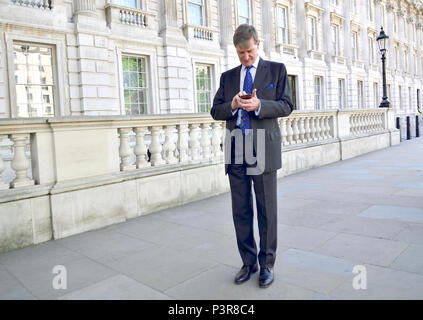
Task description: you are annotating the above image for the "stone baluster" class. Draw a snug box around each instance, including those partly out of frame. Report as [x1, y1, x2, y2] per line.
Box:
[378, 113, 384, 130]
[309, 116, 316, 141]
[118, 128, 135, 171]
[304, 117, 311, 142]
[211, 122, 222, 160]
[363, 114, 368, 133]
[350, 115, 356, 134]
[149, 126, 165, 166]
[9, 134, 34, 188]
[362, 114, 368, 133]
[200, 123, 211, 160]
[285, 118, 293, 145]
[298, 117, 305, 143]
[280, 118, 288, 146]
[291, 118, 299, 145]
[374, 114, 380, 131]
[163, 125, 178, 164]
[177, 123, 190, 163]
[0, 137, 9, 190]
[322, 116, 330, 139]
[355, 115, 361, 134]
[189, 123, 201, 163]
[133, 127, 150, 168]
[371, 114, 376, 131]
[327, 116, 333, 138]
[314, 117, 322, 140]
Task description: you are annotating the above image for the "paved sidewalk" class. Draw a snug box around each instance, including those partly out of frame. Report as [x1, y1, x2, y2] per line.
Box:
[1, 137, 423, 300]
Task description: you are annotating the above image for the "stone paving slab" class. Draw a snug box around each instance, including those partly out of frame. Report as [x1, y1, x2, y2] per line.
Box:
[313, 233, 409, 267]
[58, 274, 172, 300]
[1, 137, 423, 299]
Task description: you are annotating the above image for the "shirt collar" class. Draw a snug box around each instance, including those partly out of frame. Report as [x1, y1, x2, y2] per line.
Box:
[242, 55, 260, 71]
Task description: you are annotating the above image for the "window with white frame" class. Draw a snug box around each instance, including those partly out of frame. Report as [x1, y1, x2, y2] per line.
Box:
[277, 6, 289, 45]
[357, 80, 364, 108]
[122, 55, 148, 115]
[195, 64, 213, 113]
[408, 87, 412, 110]
[13, 42, 56, 117]
[331, 0, 338, 6]
[238, 0, 251, 25]
[188, 0, 205, 26]
[352, 32, 358, 60]
[338, 78, 345, 109]
[332, 25, 339, 56]
[373, 82, 379, 107]
[314, 76, 323, 109]
[114, 0, 138, 8]
[308, 16, 317, 51]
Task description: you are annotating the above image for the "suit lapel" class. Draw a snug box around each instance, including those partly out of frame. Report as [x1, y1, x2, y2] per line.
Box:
[229, 65, 242, 99]
[253, 58, 271, 93]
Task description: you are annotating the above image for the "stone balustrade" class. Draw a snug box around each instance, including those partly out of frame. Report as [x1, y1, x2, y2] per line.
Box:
[280, 111, 336, 146]
[105, 3, 156, 29]
[0, 109, 396, 191]
[11, 0, 53, 10]
[182, 24, 217, 43]
[349, 110, 385, 135]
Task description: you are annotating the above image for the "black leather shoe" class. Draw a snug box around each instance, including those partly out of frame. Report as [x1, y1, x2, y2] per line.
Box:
[234, 264, 258, 284]
[259, 267, 274, 288]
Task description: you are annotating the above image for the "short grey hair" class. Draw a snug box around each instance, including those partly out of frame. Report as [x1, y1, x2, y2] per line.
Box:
[233, 24, 259, 47]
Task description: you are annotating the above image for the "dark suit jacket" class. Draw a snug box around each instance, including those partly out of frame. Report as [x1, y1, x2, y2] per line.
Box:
[210, 58, 294, 174]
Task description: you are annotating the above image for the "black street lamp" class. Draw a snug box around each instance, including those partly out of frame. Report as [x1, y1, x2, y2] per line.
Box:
[376, 27, 390, 108]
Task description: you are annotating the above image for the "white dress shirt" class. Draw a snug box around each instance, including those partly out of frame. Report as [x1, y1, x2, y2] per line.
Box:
[232, 55, 262, 125]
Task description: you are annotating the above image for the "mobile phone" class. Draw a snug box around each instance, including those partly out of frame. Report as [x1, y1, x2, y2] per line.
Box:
[240, 94, 252, 99]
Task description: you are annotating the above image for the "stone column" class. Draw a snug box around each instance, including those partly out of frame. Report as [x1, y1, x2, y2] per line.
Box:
[158, 0, 190, 113]
[321, 0, 332, 65]
[71, 0, 117, 115]
[416, 22, 422, 78]
[386, 2, 395, 71]
[219, 0, 237, 70]
[261, 0, 275, 58]
[343, 0, 352, 108]
[296, 0, 307, 61]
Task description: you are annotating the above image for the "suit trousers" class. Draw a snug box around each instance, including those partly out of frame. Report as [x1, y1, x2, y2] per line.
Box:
[227, 135, 278, 268]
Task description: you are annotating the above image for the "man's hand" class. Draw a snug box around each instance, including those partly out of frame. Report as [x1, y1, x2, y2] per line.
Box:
[231, 91, 247, 110]
[239, 89, 260, 112]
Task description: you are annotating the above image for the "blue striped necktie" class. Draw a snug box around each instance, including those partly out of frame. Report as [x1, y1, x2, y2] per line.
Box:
[240, 66, 253, 135]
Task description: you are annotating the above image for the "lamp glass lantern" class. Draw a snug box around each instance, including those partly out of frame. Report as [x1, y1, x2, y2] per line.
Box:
[376, 27, 389, 53]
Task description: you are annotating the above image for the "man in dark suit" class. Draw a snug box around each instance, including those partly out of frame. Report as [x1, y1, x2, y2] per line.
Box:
[210, 24, 293, 288]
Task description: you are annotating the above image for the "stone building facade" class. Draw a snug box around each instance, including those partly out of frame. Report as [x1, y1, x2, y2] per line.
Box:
[0, 0, 422, 125]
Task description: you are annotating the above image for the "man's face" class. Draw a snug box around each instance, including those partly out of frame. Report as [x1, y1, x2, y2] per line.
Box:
[235, 37, 260, 67]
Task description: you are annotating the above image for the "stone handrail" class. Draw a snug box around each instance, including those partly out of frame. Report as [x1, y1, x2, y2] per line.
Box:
[0, 109, 396, 191]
